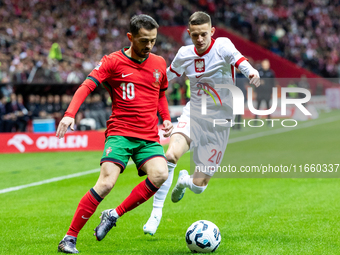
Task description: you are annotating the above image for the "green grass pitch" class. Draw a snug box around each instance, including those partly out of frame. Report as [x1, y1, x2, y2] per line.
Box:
[1, 110, 339, 254]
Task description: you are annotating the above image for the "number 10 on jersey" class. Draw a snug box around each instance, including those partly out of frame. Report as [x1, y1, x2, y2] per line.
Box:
[120, 83, 135, 100]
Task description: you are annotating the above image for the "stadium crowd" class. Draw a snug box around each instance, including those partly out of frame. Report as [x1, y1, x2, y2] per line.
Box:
[220, 0, 340, 78]
[0, 91, 115, 132]
[1, 0, 340, 85]
[0, 0, 338, 132]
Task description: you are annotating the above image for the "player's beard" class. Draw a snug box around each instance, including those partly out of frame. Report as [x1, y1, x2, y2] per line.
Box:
[132, 45, 150, 59]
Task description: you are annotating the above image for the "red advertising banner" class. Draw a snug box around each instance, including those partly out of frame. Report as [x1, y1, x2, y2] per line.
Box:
[0, 125, 171, 154]
[0, 131, 105, 153]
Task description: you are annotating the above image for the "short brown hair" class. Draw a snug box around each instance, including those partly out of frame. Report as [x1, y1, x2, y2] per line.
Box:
[130, 14, 159, 36]
[188, 12, 211, 26]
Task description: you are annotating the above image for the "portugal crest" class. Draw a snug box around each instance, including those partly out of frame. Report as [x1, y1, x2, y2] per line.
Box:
[195, 59, 205, 72]
[106, 147, 112, 156]
[153, 69, 161, 87]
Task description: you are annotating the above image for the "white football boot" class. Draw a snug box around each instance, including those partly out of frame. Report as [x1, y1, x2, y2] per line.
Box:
[171, 170, 188, 203]
[143, 213, 162, 236]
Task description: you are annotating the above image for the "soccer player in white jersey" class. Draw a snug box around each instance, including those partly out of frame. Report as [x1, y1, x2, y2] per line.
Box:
[143, 11, 261, 235]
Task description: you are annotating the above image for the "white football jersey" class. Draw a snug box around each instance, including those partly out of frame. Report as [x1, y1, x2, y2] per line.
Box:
[167, 37, 248, 120]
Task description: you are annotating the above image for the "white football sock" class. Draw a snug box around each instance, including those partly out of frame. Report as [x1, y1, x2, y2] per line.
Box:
[151, 161, 176, 215]
[109, 209, 120, 218]
[190, 182, 207, 194]
[180, 175, 207, 194]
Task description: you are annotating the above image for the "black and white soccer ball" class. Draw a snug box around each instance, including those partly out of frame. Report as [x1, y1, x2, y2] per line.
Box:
[185, 220, 221, 253]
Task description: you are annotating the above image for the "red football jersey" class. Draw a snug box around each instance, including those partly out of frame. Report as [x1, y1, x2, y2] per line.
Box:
[87, 48, 169, 142]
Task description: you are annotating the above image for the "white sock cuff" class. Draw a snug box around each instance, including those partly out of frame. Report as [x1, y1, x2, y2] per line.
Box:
[151, 207, 163, 216]
[190, 183, 207, 194]
[167, 161, 176, 172]
[109, 209, 120, 218]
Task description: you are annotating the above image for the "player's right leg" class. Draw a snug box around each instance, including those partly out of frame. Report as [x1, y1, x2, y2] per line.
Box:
[95, 138, 168, 241]
[172, 123, 230, 203]
[58, 162, 121, 253]
[143, 133, 190, 235]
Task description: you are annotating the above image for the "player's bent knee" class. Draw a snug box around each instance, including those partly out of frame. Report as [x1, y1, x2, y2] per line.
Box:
[165, 150, 179, 164]
[94, 180, 115, 197]
[148, 168, 168, 187]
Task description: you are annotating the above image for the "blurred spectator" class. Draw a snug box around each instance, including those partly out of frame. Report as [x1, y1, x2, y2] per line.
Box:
[103, 91, 112, 120]
[39, 96, 48, 118]
[26, 94, 40, 120]
[16, 94, 29, 131]
[0, 94, 7, 132]
[254, 59, 276, 120]
[53, 94, 62, 120]
[46, 94, 55, 116]
[184, 77, 190, 103]
[4, 93, 28, 132]
[233, 69, 247, 130]
[315, 82, 324, 96]
[84, 94, 106, 129]
[287, 80, 298, 98]
[170, 80, 181, 105]
[60, 94, 71, 115]
[297, 74, 311, 99]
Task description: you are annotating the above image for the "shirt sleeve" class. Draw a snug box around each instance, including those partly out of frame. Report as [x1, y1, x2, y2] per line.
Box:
[238, 60, 259, 79]
[219, 38, 248, 68]
[64, 79, 96, 118]
[167, 47, 185, 81]
[87, 55, 113, 86]
[158, 91, 171, 122]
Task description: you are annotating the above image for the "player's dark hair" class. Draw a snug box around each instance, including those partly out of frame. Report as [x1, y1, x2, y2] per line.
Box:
[189, 11, 211, 27]
[129, 14, 159, 36]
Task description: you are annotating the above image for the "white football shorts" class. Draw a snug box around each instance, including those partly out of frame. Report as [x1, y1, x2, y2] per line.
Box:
[172, 103, 230, 176]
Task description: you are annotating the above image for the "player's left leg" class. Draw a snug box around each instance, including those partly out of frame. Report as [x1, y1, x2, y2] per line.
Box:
[144, 132, 190, 235]
[59, 162, 121, 253]
[171, 168, 211, 202]
[172, 124, 230, 202]
[95, 140, 168, 241]
[265, 98, 271, 122]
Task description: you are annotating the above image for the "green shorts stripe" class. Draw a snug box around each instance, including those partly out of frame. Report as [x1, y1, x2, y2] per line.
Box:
[136, 154, 166, 170]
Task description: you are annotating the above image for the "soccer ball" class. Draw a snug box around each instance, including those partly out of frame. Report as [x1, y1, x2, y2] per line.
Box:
[185, 220, 221, 253]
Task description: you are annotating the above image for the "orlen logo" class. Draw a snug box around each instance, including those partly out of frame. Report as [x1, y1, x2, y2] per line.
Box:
[7, 134, 88, 152]
[7, 134, 34, 153]
[36, 135, 88, 150]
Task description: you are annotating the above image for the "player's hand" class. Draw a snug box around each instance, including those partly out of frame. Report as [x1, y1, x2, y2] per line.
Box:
[56, 116, 75, 139]
[249, 71, 261, 87]
[162, 120, 173, 138]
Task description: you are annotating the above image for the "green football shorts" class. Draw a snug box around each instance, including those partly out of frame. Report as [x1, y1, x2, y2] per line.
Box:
[100, 135, 166, 176]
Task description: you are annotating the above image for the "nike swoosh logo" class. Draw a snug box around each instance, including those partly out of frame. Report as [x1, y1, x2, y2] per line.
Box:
[196, 74, 203, 78]
[82, 215, 89, 220]
[122, 73, 133, 78]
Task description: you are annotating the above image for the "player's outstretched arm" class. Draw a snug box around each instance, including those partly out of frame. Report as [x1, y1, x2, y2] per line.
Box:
[162, 120, 173, 138]
[56, 116, 75, 139]
[249, 72, 261, 87]
[56, 79, 96, 139]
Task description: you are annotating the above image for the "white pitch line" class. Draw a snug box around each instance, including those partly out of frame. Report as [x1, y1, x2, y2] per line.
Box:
[1, 115, 339, 194]
[0, 168, 100, 194]
[0, 161, 133, 194]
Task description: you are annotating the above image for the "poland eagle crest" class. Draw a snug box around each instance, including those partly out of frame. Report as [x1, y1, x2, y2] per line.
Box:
[195, 59, 205, 72]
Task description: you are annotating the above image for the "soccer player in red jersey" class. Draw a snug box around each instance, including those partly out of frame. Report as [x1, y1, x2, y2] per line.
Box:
[56, 14, 173, 254]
